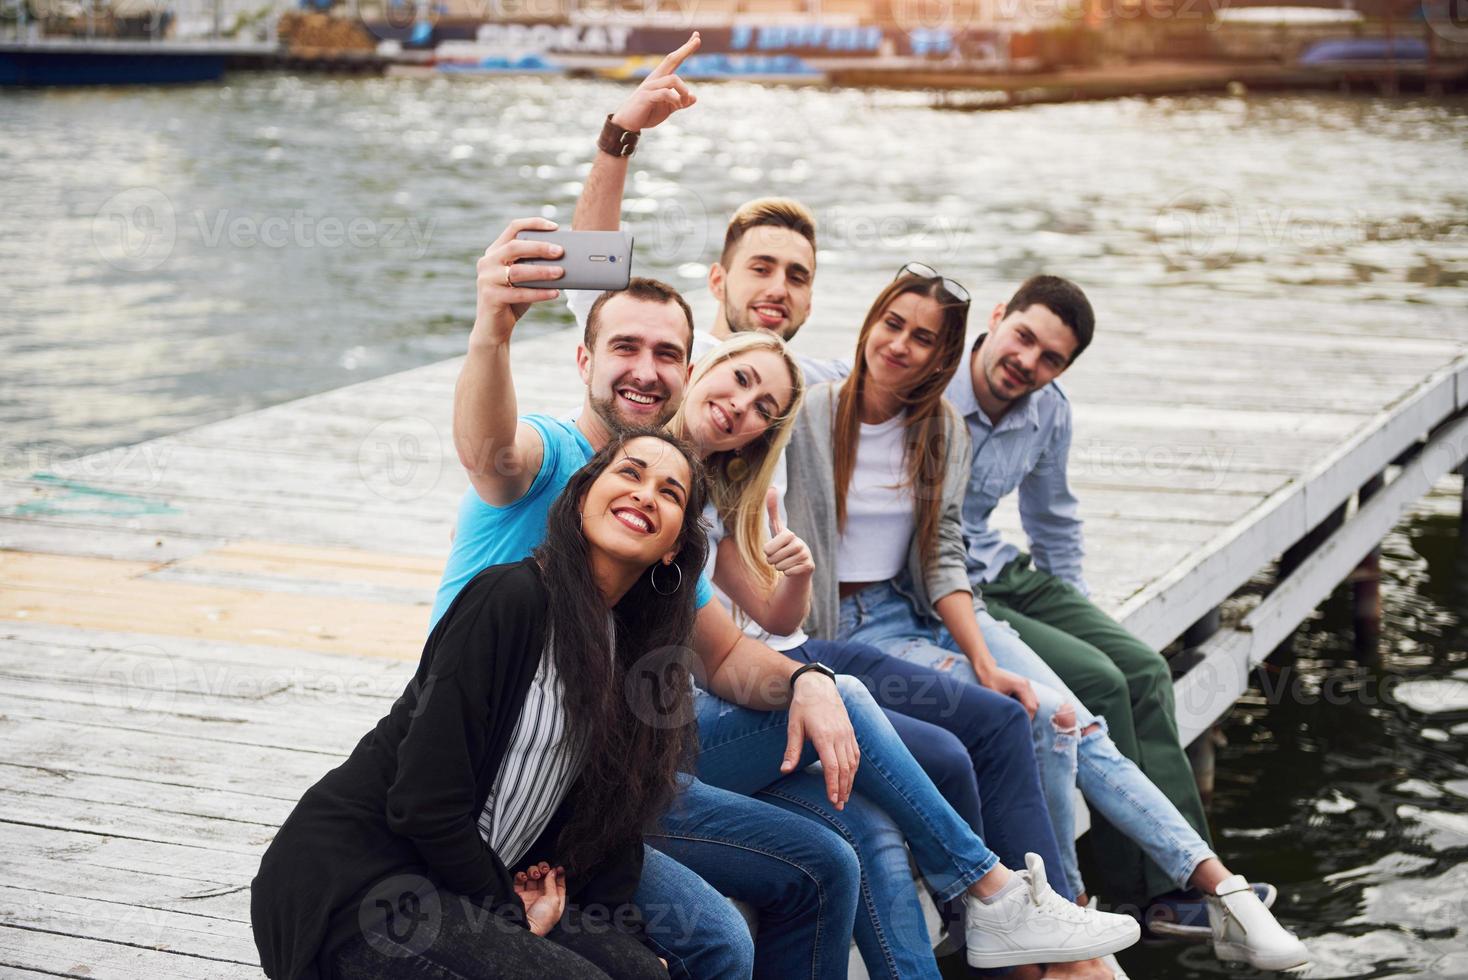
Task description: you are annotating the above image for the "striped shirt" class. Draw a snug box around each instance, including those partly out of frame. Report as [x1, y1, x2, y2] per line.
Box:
[477, 636, 587, 869]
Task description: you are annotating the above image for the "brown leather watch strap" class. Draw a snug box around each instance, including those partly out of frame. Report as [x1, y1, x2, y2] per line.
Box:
[597, 114, 640, 158]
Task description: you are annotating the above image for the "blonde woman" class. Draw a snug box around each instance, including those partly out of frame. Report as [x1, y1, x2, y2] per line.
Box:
[668, 332, 812, 635]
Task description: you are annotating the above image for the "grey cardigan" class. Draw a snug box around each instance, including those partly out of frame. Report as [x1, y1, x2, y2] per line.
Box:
[784, 381, 976, 642]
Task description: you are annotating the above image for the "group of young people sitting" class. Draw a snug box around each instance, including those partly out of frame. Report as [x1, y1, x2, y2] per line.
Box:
[250, 33, 1312, 980]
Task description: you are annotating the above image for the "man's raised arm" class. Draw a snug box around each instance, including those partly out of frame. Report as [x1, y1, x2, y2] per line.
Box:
[572, 33, 700, 232]
[453, 218, 564, 506]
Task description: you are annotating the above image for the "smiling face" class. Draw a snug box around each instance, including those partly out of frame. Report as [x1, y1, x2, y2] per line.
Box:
[682, 348, 796, 456]
[579, 435, 692, 569]
[977, 301, 1078, 405]
[579, 294, 692, 433]
[861, 290, 946, 400]
[709, 225, 816, 341]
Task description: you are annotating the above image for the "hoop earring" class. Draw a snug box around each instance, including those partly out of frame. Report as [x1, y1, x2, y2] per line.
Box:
[650, 562, 682, 596]
[724, 451, 749, 482]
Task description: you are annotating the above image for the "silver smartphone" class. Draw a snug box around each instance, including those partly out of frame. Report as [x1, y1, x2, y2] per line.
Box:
[514, 229, 633, 291]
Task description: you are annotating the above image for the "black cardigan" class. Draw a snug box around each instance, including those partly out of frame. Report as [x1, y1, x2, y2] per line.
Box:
[250, 559, 645, 980]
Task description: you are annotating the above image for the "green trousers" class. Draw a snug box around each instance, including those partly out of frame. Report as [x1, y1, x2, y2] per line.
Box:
[982, 555, 1212, 906]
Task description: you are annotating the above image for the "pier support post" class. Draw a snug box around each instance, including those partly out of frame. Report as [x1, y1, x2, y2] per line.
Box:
[1459, 461, 1468, 562]
[1178, 606, 1223, 808]
[1280, 501, 1347, 580]
[1351, 473, 1385, 663]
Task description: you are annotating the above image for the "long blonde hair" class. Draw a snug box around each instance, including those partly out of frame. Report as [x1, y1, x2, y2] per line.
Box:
[670, 333, 806, 595]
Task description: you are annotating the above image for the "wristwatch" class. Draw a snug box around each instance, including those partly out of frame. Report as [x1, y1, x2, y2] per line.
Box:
[597, 114, 639, 158]
[790, 661, 837, 693]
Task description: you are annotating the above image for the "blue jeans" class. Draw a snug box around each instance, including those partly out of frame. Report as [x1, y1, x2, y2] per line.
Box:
[642, 776, 859, 980]
[694, 677, 1001, 979]
[787, 638, 1071, 900]
[839, 580, 1216, 899]
[755, 778, 924, 980]
[635, 843, 755, 980]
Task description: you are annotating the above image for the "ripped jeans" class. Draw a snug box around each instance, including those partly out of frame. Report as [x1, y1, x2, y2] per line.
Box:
[838, 580, 1215, 901]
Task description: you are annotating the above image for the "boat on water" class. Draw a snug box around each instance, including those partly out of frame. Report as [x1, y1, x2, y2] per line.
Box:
[0, 36, 274, 85]
[1298, 36, 1430, 67]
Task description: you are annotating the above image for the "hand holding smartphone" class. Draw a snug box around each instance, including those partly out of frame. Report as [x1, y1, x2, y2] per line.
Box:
[514, 230, 634, 291]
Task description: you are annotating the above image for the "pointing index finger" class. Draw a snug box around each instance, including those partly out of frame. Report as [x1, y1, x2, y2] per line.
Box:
[649, 31, 700, 79]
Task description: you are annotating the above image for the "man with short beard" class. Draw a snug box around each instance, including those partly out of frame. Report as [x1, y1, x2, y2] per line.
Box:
[941, 276, 1306, 972]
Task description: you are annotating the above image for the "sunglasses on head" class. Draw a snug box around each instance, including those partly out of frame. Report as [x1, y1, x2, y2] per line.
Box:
[896, 262, 971, 306]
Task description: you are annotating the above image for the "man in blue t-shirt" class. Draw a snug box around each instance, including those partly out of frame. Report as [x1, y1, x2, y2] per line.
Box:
[442, 214, 866, 979]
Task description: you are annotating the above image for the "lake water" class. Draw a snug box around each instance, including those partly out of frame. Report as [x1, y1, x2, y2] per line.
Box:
[2, 74, 1465, 976]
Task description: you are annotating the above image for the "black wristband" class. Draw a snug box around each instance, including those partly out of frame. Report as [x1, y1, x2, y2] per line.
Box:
[790, 661, 837, 694]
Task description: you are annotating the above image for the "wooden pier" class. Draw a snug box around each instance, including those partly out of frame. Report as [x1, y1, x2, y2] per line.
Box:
[2, 300, 1465, 976]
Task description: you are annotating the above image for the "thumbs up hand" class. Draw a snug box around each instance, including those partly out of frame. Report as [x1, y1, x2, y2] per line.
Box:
[763, 486, 814, 579]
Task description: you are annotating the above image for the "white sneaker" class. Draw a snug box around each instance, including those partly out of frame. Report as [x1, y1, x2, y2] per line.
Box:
[964, 853, 1142, 968]
[1207, 874, 1310, 972]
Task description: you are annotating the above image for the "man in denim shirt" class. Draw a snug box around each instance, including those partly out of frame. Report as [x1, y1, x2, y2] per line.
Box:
[945, 275, 1223, 923]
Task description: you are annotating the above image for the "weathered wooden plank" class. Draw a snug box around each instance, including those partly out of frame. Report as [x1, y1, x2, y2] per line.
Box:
[1, 830, 250, 922]
[0, 763, 296, 829]
[0, 622, 415, 684]
[0, 821, 262, 890]
[0, 887, 258, 966]
[0, 519, 223, 564]
[1, 552, 430, 660]
[1, 679, 385, 757]
[0, 923, 258, 979]
[0, 716, 341, 801]
[0, 789, 277, 856]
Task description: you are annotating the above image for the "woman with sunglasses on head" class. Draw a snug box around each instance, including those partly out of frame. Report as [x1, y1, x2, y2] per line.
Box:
[784, 265, 1309, 974]
[251, 430, 708, 980]
[670, 316, 1139, 978]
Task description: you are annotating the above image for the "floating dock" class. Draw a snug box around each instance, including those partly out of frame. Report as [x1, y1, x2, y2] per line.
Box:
[1, 302, 1465, 975]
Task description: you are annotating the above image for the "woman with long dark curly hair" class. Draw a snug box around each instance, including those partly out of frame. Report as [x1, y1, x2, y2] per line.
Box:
[251, 430, 708, 980]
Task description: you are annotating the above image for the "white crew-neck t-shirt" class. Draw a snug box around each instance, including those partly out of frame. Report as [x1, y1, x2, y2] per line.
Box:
[835, 414, 914, 583]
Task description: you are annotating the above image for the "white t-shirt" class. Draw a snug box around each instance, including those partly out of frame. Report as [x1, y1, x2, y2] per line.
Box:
[835, 414, 914, 582]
